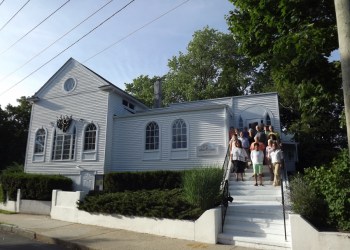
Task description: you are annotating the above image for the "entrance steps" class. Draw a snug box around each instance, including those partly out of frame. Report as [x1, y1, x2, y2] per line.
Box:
[217, 165, 291, 249]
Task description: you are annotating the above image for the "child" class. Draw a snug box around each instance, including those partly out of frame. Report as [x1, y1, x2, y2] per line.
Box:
[250, 142, 264, 186]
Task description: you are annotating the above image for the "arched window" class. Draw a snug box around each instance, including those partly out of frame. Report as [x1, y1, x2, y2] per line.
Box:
[172, 119, 187, 149]
[238, 116, 243, 131]
[34, 128, 46, 154]
[145, 121, 159, 150]
[84, 123, 97, 151]
[266, 113, 271, 126]
[52, 126, 76, 161]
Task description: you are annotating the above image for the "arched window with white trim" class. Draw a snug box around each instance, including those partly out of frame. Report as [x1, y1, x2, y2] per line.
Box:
[34, 128, 46, 154]
[238, 116, 243, 131]
[84, 123, 97, 151]
[172, 119, 187, 149]
[145, 121, 159, 150]
[266, 113, 271, 126]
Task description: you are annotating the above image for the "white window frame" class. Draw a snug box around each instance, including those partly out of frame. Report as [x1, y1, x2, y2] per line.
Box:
[145, 121, 160, 151]
[33, 128, 47, 162]
[171, 118, 188, 150]
[51, 126, 76, 161]
[82, 122, 99, 161]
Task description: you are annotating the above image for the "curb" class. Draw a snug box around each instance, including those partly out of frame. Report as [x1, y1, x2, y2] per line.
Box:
[0, 223, 92, 250]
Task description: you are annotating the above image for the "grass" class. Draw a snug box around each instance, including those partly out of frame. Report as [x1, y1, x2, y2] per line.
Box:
[0, 209, 16, 214]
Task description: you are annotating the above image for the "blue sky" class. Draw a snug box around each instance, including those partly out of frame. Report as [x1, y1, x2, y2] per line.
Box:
[0, 0, 233, 108]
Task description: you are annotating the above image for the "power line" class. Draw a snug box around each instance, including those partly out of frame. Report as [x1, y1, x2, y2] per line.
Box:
[84, 0, 190, 63]
[0, 0, 71, 56]
[0, 0, 135, 97]
[0, 1, 5, 7]
[0, 0, 114, 83]
[0, 0, 30, 32]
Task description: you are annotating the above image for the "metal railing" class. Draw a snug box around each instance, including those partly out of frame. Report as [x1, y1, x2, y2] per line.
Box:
[220, 146, 233, 232]
[280, 161, 290, 241]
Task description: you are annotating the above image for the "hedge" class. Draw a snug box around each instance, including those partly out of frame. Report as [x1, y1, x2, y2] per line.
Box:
[0, 172, 73, 201]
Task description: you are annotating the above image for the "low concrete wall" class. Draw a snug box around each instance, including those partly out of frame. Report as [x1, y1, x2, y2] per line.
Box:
[0, 189, 51, 215]
[20, 200, 51, 215]
[0, 200, 16, 212]
[290, 214, 350, 250]
[51, 190, 222, 244]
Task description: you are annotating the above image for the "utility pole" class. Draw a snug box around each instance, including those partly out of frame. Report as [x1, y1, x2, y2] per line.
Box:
[334, 0, 350, 157]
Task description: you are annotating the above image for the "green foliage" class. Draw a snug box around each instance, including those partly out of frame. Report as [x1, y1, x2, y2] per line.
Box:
[78, 189, 203, 220]
[80, 168, 222, 220]
[0, 184, 4, 203]
[0, 97, 31, 171]
[304, 150, 350, 231]
[125, 75, 161, 108]
[182, 167, 223, 210]
[125, 27, 258, 107]
[1, 162, 24, 174]
[0, 173, 73, 201]
[104, 170, 183, 193]
[227, 0, 346, 168]
[290, 150, 350, 231]
[289, 173, 328, 227]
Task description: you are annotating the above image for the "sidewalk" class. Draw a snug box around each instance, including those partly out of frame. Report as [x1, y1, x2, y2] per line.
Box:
[0, 213, 252, 250]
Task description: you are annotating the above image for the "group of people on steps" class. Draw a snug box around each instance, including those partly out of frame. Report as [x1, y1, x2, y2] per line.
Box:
[229, 124, 284, 187]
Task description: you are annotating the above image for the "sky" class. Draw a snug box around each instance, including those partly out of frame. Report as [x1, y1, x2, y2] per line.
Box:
[0, 0, 234, 108]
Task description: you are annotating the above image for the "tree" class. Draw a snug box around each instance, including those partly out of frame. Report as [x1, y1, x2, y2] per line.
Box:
[227, 0, 346, 167]
[125, 27, 258, 106]
[0, 97, 31, 170]
[125, 75, 161, 108]
[334, 0, 350, 157]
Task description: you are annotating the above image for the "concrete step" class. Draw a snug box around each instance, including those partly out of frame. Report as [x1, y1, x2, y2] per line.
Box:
[223, 220, 290, 236]
[218, 233, 291, 250]
[227, 201, 287, 215]
[219, 174, 291, 249]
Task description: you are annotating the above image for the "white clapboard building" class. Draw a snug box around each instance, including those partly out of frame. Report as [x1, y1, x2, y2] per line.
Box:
[24, 58, 297, 191]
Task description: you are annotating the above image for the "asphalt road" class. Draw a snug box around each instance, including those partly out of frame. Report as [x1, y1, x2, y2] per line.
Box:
[0, 230, 68, 250]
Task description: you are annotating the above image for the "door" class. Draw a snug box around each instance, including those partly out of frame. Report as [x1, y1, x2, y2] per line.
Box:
[80, 171, 95, 192]
[246, 118, 263, 130]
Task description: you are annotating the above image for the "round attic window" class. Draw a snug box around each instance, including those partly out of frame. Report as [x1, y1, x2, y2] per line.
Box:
[63, 78, 76, 92]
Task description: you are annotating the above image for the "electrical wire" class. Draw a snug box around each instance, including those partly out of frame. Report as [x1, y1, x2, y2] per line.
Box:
[0, 0, 134, 97]
[0, 0, 30, 32]
[0, 0, 114, 83]
[0, 0, 71, 56]
[84, 0, 190, 63]
[0, 1, 5, 7]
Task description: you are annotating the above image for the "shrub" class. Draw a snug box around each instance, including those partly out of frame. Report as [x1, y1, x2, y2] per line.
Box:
[304, 149, 350, 231]
[0, 173, 73, 201]
[182, 167, 223, 210]
[77, 188, 203, 220]
[289, 173, 328, 227]
[104, 170, 183, 192]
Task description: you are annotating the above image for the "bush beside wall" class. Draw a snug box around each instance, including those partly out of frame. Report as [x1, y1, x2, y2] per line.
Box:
[0, 173, 73, 201]
[104, 170, 183, 192]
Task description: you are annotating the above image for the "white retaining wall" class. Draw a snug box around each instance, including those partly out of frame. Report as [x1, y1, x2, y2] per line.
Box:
[290, 214, 350, 250]
[50, 190, 222, 244]
[0, 189, 51, 215]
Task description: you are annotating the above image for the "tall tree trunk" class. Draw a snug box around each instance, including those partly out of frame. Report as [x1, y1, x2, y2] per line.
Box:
[334, 0, 350, 156]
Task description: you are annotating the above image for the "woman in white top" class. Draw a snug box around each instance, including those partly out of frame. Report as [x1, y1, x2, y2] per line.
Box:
[270, 142, 284, 186]
[230, 140, 248, 181]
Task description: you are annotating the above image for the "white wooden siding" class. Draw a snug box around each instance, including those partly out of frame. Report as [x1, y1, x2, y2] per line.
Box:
[25, 59, 110, 175]
[232, 93, 282, 135]
[110, 107, 228, 172]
